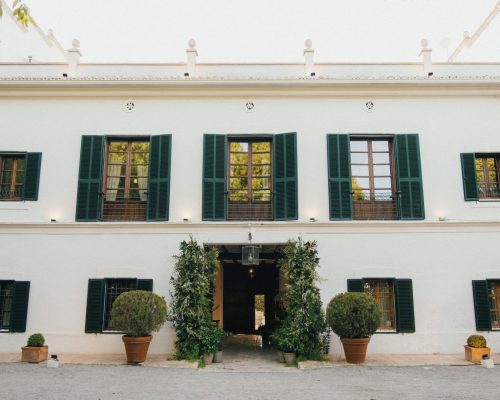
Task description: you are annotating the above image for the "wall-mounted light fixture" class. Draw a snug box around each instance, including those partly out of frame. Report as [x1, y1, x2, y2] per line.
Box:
[309, 217, 316, 222]
[50, 218, 57, 223]
[242, 245, 260, 266]
[183, 218, 189, 222]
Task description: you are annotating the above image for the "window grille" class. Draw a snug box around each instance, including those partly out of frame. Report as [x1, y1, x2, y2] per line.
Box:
[102, 279, 137, 331]
[0, 281, 14, 330]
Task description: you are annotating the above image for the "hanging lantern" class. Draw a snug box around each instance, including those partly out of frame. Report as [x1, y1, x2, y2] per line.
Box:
[242, 245, 260, 266]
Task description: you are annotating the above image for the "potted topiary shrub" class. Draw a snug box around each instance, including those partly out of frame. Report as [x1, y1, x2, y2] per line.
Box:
[21, 333, 48, 363]
[199, 326, 220, 365]
[326, 292, 382, 364]
[464, 335, 491, 364]
[111, 290, 167, 364]
[272, 326, 300, 365]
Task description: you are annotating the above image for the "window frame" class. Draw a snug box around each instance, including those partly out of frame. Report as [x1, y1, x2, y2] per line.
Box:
[487, 279, 500, 331]
[101, 278, 138, 333]
[362, 277, 398, 333]
[0, 280, 15, 332]
[0, 153, 26, 201]
[227, 137, 273, 204]
[475, 154, 500, 200]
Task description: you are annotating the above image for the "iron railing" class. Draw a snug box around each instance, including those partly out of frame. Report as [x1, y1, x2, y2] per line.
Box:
[478, 183, 500, 199]
[352, 193, 399, 220]
[101, 189, 147, 221]
[227, 193, 273, 221]
[0, 187, 23, 200]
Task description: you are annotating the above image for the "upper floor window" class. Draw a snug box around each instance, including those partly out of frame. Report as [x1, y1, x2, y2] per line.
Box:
[76, 135, 171, 222]
[102, 140, 150, 221]
[202, 133, 297, 222]
[0, 153, 41, 201]
[228, 140, 272, 220]
[328, 134, 424, 221]
[350, 138, 397, 220]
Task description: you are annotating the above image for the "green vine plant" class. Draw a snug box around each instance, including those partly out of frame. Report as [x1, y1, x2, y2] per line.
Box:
[0, 1, 35, 27]
[277, 238, 327, 359]
[169, 237, 219, 360]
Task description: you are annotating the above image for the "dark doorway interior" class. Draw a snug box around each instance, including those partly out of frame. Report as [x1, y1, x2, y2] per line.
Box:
[214, 244, 283, 335]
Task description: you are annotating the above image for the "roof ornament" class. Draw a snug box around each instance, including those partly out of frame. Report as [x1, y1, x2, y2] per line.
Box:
[186, 38, 198, 77]
[66, 38, 81, 78]
[303, 39, 315, 77]
[419, 38, 433, 77]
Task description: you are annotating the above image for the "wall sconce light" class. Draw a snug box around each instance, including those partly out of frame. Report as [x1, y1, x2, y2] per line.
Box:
[50, 218, 57, 223]
[438, 217, 448, 222]
[309, 217, 316, 222]
[183, 218, 189, 222]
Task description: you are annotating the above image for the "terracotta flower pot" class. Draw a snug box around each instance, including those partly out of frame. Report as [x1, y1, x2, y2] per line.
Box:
[203, 353, 214, 365]
[21, 346, 48, 363]
[464, 345, 491, 364]
[277, 350, 285, 363]
[213, 350, 223, 363]
[341, 337, 371, 364]
[283, 352, 296, 365]
[122, 335, 152, 364]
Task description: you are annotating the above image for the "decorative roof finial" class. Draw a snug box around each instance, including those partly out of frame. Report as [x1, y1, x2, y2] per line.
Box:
[71, 39, 80, 51]
[304, 39, 313, 50]
[188, 38, 197, 50]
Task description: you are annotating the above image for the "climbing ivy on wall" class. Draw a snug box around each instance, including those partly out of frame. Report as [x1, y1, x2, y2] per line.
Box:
[278, 238, 326, 357]
[169, 237, 219, 359]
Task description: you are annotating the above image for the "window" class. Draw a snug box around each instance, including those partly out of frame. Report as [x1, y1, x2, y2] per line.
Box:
[363, 279, 396, 331]
[488, 280, 500, 329]
[0, 280, 30, 333]
[350, 138, 397, 220]
[328, 134, 424, 220]
[84, 278, 153, 333]
[347, 278, 415, 333]
[102, 279, 137, 331]
[0, 281, 14, 330]
[202, 133, 297, 221]
[0, 153, 41, 201]
[228, 140, 272, 220]
[102, 140, 150, 221]
[76, 135, 171, 222]
[475, 155, 500, 199]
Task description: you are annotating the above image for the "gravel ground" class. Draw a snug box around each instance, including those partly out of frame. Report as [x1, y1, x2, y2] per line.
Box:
[0, 363, 499, 400]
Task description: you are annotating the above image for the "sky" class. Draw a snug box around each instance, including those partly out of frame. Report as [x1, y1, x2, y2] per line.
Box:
[20, 0, 500, 63]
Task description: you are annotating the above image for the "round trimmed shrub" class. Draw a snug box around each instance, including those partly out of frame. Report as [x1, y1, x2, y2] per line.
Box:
[326, 292, 381, 339]
[467, 335, 487, 348]
[111, 290, 167, 337]
[27, 333, 45, 347]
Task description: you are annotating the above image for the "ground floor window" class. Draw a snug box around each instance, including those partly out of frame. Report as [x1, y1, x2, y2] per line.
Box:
[488, 280, 500, 329]
[0, 281, 14, 330]
[102, 279, 137, 331]
[363, 279, 396, 331]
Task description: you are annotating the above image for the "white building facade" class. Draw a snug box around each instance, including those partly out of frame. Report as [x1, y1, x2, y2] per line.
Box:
[2, 13, 500, 357]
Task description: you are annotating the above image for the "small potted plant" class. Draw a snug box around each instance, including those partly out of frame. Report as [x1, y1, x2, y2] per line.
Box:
[213, 328, 230, 363]
[326, 292, 381, 364]
[21, 333, 48, 363]
[272, 326, 300, 365]
[200, 326, 220, 365]
[111, 290, 167, 364]
[464, 335, 491, 364]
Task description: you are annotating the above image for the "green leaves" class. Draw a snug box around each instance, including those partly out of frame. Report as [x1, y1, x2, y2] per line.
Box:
[111, 290, 167, 337]
[1, 1, 36, 27]
[27, 333, 45, 347]
[326, 292, 382, 339]
[170, 237, 220, 359]
[276, 238, 326, 357]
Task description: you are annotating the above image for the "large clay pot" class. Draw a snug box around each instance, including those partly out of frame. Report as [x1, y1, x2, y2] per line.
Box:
[21, 346, 48, 363]
[283, 352, 296, 365]
[203, 353, 214, 365]
[122, 335, 152, 364]
[341, 337, 370, 364]
[276, 350, 285, 363]
[464, 345, 491, 364]
[213, 350, 223, 363]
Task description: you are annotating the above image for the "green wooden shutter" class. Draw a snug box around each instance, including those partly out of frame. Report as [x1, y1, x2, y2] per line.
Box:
[85, 279, 105, 333]
[347, 279, 363, 292]
[461, 153, 479, 201]
[202, 134, 227, 221]
[137, 279, 153, 292]
[23, 152, 42, 201]
[395, 134, 425, 220]
[273, 132, 298, 220]
[472, 280, 491, 331]
[9, 281, 30, 332]
[76, 136, 105, 221]
[147, 135, 172, 221]
[327, 134, 352, 220]
[395, 279, 415, 333]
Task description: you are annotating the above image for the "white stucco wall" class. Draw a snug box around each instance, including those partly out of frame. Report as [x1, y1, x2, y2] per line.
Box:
[1, 70, 500, 355]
